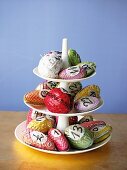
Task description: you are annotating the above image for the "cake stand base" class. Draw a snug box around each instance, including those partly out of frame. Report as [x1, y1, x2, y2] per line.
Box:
[15, 121, 112, 155]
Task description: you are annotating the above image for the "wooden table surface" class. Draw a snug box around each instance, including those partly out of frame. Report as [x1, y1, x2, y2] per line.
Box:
[0, 111, 127, 170]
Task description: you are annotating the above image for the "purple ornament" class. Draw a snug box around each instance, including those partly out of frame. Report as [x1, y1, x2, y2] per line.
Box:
[59, 66, 86, 80]
[74, 96, 101, 112]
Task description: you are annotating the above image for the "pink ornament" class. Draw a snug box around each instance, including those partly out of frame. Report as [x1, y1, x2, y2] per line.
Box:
[48, 128, 69, 151]
[80, 120, 106, 130]
[59, 66, 86, 80]
[23, 129, 56, 151]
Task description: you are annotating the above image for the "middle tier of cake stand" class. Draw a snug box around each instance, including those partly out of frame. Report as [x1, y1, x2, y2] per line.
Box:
[25, 69, 103, 132]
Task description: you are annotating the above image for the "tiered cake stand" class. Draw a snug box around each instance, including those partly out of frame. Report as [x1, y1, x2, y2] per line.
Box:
[15, 38, 111, 154]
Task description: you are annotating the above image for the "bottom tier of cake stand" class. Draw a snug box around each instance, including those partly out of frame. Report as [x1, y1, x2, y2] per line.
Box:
[15, 121, 111, 155]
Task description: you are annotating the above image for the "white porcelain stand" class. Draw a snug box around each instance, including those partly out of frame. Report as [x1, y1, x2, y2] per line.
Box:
[18, 38, 110, 154]
[57, 116, 69, 133]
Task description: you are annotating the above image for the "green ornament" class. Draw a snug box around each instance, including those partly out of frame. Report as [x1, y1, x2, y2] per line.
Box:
[65, 124, 94, 149]
[77, 62, 96, 76]
[68, 49, 81, 66]
[68, 82, 82, 96]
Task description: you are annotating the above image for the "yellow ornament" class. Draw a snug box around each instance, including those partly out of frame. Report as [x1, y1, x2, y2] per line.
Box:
[27, 117, 54, 134]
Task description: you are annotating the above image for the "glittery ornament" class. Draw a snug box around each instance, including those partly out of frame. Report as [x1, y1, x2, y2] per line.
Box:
[23, 130, 56, 151]
[65, 124, 94, 149]
[36, 81, 59, 91]
[59, 66, 86, 80]
[24, 90, 44, 109]
[27, 116, 54, 133]
[44, 88, 71, 113]
[78, 115, 93, 124]
[74, 96, 101, 112]
[74, 85, 100, 101]
[68, 49, 81, 66]
[48, 128, 69, 151]
[77, 62, 96, 76]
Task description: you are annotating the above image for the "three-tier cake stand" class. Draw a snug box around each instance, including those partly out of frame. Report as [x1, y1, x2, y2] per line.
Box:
[15, 38, 111, 154]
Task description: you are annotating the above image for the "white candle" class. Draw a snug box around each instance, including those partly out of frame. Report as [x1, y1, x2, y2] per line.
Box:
[62, 38, 70, 69]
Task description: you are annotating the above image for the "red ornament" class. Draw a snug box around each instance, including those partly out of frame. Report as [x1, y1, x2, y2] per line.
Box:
[69, 116, 78, 125]
[80, 120, 106, 130]
[44, 88, 71, 113]
[48, 128, 69, 151]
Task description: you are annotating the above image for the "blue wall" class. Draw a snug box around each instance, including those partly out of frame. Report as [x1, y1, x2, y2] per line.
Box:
[0, 0, 127, 113]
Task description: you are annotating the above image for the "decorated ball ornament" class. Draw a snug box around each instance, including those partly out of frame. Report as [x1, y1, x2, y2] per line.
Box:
[23, 130, 56, 151]
[26, 109, 45, 126]
[68, 49, 81, 66]
[24, 90, 45, 109]
[78, 115, 93, 124]
[80, 121, 112, 143]
[74, 96, 101, 112]
[36, 81, 59, 91]
[74, 84, 100, 102]
[59, 66, 86, 80]
[48, 128, 69, 151]
[69, 116, 78, 125]
[80, 120, 106, 130]
[26, 109, 55, 126]
[93, 125, 112, 143]
[27, 115, 55, 134]
[68, 82, 82, 97]
[44, 88, 72, 113]
[65, 124, 94, 149]
[77, 62, 96, 77]
[38, 51, 63, 78]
